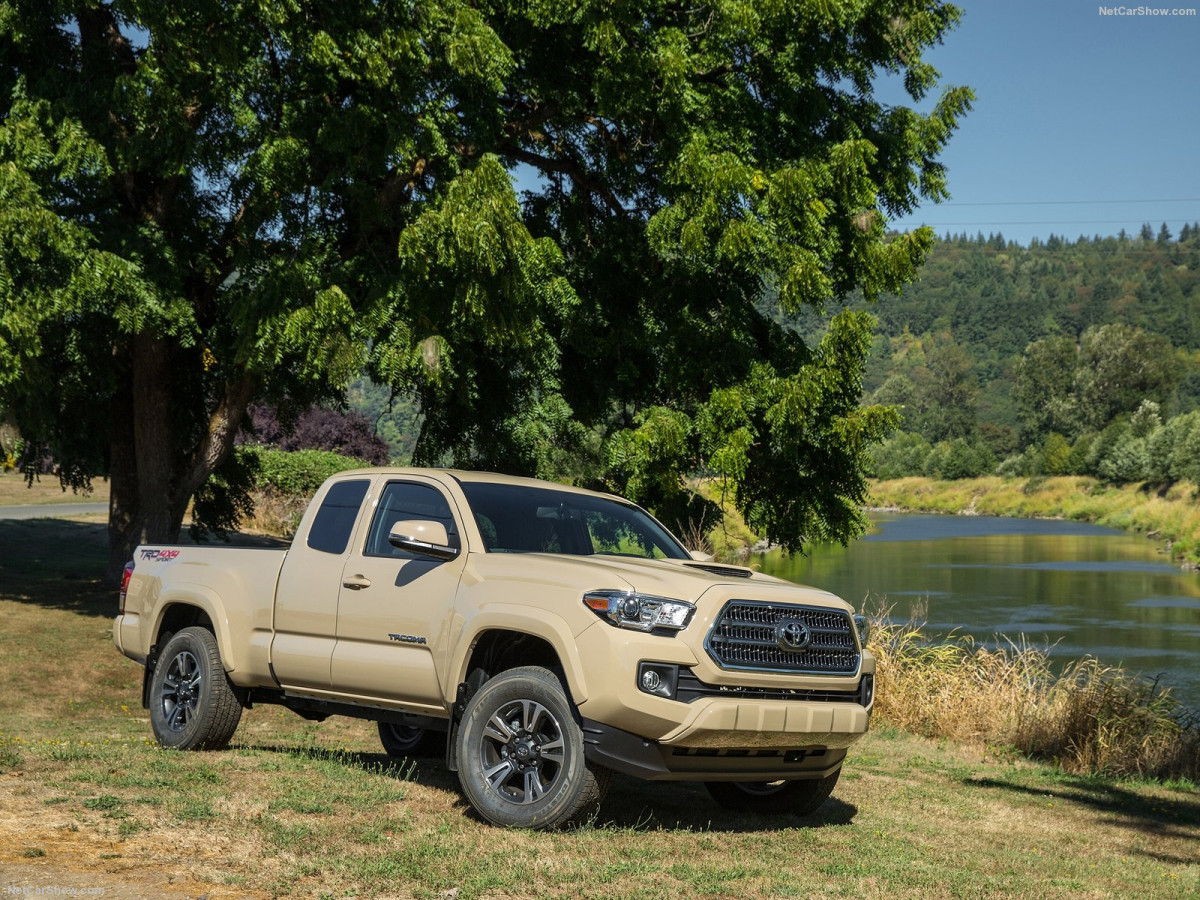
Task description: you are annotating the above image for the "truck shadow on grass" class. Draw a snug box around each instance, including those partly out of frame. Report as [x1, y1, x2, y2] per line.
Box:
[241, 742, 858, 833]
[968, 775, 1200, 855]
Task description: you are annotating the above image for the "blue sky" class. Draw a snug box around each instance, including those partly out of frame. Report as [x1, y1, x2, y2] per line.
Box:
[881, 0, 1200, 245]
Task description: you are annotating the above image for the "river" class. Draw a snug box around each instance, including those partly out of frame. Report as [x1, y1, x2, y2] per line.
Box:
[758, 513, 1200, 706]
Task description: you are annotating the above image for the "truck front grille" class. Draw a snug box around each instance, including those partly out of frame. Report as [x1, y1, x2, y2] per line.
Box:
[705, 600, 860, 675]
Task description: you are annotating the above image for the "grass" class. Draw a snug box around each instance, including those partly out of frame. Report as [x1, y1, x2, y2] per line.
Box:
[868, 476, 1200, 567]
[1, 515, 1198, 898]
[0, 470, 110, 507]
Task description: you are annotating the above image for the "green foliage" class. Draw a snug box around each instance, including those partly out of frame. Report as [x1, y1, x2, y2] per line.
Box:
[253, 448, 369, 497]
[190, 446, 261, 541]
[922, 438, 993, 480]
[1, 1, 974, 563]
[1040, 433, 1073, 476]
[870, 431, 933, 480]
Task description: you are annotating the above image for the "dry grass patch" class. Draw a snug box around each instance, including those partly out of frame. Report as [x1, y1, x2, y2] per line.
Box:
[868, 611, 1200, 781]
[0, 472, 110, 507]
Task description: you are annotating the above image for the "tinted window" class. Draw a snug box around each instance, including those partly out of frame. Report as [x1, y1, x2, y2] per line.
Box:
[307, 479, 369, 555]
[365, 482, 460, 558]
[459, 482, 688, 560]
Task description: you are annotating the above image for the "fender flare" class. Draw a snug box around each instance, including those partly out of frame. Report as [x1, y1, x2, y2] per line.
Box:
[149, 585, 239, 674]
[448, 605, 589, 706]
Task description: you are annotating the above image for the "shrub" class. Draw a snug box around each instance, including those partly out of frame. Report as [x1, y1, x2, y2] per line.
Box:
[867, 609, 1199, 780]
[243, 405, 390, 465]
[923, 438, 994, 479]
[870, 431, 932, 479]
[1096, 431, 1149, 483]
[1040, 433, 1072, 476]
[255, 448, 369, 497]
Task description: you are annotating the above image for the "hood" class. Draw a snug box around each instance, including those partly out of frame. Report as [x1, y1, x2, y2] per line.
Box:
[465, 551, 841, 607]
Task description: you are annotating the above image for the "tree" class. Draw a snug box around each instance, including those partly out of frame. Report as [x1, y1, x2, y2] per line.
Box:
[1, 1, 972, 577]
[911, 338, 977, 442]
[1015, 336, 1079, 441]
[1075, 325, 1179, 430]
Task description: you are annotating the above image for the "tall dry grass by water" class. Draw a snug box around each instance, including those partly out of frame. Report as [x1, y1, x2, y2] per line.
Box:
[867, 608, 1200, 782]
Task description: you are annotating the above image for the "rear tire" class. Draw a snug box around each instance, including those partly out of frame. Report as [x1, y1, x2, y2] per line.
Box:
[378, 720, 443, 758]
[705, 768, 841, 816]
[149, 627, 242, 751]
[456, 666, 609, 828]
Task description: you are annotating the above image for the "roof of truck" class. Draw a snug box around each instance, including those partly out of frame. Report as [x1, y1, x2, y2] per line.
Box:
[331, 467, 625, 501]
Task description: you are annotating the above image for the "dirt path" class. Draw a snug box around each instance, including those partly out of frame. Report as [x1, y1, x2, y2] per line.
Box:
[0, 778, 267, 900]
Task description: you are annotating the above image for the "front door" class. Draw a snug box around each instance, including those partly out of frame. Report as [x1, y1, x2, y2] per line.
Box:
[329, 477, 467, 712]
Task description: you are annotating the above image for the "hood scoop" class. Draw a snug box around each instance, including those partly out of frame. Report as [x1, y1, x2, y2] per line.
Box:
[680, 562, 754, 579]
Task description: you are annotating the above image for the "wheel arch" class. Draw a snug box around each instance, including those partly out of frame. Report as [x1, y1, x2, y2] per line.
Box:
[450, 610, 588, 706]
[150, 588, 237, 674]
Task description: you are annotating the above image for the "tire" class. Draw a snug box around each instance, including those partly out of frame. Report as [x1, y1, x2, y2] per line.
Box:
[148, 626, 243, 751]
[704, 768, 841, 816]
[456, 666, 610, 829]
[378, 720, 444, 758]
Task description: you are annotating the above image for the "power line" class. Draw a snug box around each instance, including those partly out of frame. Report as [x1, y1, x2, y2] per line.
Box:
[907, 217, 1199, 227]
[933, 197, 1200, 208]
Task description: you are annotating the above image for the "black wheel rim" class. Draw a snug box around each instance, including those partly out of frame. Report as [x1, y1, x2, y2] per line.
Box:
[160, 649, 202, 733]
[477, 698, 566, 805]
[384, 723, 424, 749]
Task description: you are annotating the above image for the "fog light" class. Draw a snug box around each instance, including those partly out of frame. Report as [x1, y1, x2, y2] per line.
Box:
[860, 673, 875, 710]
[637, 662, 679, 700]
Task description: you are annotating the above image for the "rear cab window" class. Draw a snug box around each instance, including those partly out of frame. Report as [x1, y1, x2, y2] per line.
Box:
[307, 479, 370, 554]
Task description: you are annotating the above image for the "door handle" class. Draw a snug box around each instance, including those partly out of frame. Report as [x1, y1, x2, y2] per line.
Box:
[343, 575, 372, 590]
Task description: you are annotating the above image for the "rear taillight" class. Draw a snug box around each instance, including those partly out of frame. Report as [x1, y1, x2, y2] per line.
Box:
[118, 561, 135, 614]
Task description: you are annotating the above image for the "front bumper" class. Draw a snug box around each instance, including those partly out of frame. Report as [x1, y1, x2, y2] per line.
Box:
[581, 718, 851, 781]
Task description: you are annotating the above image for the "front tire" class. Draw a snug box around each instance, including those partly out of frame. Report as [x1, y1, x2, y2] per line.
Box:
[456, 666, 609, 828]
[148, 627, 243, 751]
[705, 769, 841, 816]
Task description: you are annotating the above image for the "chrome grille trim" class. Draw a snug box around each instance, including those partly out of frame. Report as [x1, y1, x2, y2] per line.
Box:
[704, 600, 861, 675]
[676, 669, 864, 703]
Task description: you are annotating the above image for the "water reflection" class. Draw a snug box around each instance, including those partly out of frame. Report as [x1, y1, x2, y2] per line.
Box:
[758, 513, 1200, 704]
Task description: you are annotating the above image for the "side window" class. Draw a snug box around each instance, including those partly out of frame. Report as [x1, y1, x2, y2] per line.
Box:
[365, 482, 461, 558]
[307, 479, 370, 555]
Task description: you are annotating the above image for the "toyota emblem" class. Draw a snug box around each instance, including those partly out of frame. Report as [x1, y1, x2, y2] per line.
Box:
[775, 619, 811, 652]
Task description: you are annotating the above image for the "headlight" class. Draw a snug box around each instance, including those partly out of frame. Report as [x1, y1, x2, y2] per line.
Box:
[582, 590, 695, 633]
[853, 614, 870, 646]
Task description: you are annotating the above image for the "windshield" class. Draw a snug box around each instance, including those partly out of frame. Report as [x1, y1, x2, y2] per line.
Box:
[458, 482, 690, 560]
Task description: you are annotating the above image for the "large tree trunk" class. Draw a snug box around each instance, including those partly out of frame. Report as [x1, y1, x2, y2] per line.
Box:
[104, 335, 254, 582]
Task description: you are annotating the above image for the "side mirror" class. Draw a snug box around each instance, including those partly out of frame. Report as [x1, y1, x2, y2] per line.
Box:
[388, 520, 459, 561]
[689, 549, 715, 562]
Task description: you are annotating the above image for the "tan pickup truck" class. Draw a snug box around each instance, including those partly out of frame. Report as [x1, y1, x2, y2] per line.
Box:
[114, 468, 875, 828]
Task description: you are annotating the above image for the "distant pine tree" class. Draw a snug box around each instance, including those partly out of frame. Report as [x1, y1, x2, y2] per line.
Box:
[1158, 222, 1173, 244]
[1140, 222, 1155, 241]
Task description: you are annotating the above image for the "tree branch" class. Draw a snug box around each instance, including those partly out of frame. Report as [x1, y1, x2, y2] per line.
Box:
[497, 142, 627, 216]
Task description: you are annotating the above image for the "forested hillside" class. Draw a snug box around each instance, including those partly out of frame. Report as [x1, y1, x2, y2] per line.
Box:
[856, 224, 1200, 482]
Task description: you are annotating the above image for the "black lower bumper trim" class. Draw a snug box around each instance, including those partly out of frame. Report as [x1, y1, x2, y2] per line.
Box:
[580, 719, 848, 781]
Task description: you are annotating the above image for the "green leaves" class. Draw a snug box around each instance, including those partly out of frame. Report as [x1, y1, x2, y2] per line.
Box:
[1, 0, 970, 562]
